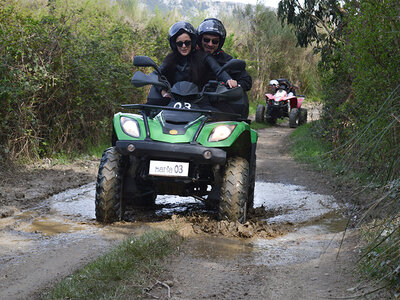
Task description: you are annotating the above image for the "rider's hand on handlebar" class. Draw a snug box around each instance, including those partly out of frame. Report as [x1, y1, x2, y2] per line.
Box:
[161, 90, 171, 98]
[226, 79, 238, 89]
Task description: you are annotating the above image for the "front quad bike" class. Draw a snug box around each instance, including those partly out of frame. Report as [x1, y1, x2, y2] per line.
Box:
[255, 85, 307, 128]
[95, 56, 258, 224]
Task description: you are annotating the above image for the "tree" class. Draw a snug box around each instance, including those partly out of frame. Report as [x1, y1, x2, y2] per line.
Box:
[225, 4, 319, 100]
[278, 0, 345, 64]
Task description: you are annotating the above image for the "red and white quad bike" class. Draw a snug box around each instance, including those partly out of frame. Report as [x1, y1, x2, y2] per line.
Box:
[256, 83, 307, 128]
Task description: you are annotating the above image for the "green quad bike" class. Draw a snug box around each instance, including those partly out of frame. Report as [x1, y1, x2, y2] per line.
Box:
[95, 56, 258, 224]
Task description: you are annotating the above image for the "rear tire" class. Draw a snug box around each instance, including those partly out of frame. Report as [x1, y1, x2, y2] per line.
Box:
[289, 108, 299, 128]
[298, 108, 308, 125]
[95, 147, 124, 223]
[255, 104, 265, 123]
[219, 157, 248, 223]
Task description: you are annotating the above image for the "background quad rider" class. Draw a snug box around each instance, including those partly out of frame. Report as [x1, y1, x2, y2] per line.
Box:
[145, 21, 234, 109]
[196, 18, 252, 118]
[269, 78, 296, 96]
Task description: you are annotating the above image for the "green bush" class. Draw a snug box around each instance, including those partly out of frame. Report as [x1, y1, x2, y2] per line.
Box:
[318, 0, 400, 181]
[0, 0, 145, 161]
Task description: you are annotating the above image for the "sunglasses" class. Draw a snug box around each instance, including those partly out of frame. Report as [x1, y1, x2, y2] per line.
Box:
[176, 40, 191, 47]
[202, 37, 219, 45]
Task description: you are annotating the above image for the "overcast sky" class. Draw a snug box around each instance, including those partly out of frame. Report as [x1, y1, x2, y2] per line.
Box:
[217, 0, 281, 8]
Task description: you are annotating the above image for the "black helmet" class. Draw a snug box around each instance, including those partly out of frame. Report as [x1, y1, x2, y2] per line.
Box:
[196, 18, 226, 52]
[168, 21, 197, 53]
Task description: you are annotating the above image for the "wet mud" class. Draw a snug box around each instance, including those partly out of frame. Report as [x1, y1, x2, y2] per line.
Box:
[121, 179, 343, 239]
[0, 160, 350, 297]
[0, 179, 344, 267]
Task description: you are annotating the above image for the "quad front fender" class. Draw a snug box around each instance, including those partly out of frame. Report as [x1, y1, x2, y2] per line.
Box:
[250, 128, 258, 144]
[297, 97, 305, 108]
[265, 93, 274, 100]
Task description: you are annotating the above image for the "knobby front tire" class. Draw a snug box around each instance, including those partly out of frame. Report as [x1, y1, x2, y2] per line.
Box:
[219, 157, 249, 223]
[95, 147, 124, 223]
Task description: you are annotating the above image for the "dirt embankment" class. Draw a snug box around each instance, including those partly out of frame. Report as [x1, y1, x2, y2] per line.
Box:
[0, 158, 98, 212]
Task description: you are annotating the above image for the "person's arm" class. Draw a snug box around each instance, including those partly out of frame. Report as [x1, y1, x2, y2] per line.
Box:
[161, 89, 171, 98]
[146, 85, 170, 105]
[233, 69, 252, 91]
[145, 58, 171, 104]
[217, 52, 252, 89]
[226, 79, 238, 89]
[204, 54, 237, 87]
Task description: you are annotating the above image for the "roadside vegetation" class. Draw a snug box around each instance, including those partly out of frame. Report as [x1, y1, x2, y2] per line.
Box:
[281, 0, 399, 294]
[42, 229, 182, 299]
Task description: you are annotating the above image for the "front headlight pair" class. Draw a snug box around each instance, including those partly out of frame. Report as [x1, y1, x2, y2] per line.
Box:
[120, 117, 235, 142]
[208, 125, 236, 142]
[120, 116, 140, 138]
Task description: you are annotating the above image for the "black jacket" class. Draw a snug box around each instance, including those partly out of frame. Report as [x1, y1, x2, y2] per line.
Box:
[160, 50, 231, 88]
[203, 50, 251, 118]
[146, 50, 231, 105]
[212, 51, 252, 92]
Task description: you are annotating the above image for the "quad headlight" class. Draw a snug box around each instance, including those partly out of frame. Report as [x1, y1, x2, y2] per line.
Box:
[120, 116, 140, 138]
[208, 124, 236, 142]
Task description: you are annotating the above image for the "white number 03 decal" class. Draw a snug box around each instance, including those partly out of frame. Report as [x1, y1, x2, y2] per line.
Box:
[173, 102, 192, 110]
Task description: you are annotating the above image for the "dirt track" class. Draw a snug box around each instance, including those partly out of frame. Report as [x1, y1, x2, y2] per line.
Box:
[0, 105, 391, 299]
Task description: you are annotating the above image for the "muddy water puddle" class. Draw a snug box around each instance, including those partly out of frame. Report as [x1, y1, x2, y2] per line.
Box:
[0, 180, 346, 268]
[50, 182, 96, 219]
[254, 182, 340, 224]
[175, 225, 346, 268]
[177, 181, 348, 268]
[0, 180, 345, 237]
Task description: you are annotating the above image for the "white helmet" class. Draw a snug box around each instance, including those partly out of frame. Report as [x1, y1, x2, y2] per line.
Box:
[269, 79, 279, 86]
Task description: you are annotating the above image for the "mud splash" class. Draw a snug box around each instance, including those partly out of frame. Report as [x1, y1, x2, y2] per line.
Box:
[143, 181, 344, 239]
[187, 215, 291, 238]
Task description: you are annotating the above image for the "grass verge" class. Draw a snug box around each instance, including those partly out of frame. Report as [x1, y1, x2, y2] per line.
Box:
[289, 122, 382, 185]
[249, 100, 270, 130]
[359, 219, 400, 295]
[288, 122, 332, 168]
[42, 229, 182, 299]
[250, 121, 269, 130]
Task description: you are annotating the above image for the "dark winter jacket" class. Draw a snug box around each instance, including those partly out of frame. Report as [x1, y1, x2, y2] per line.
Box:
[212, 51, 252, 92]
[202, 50, 251, 118]
[146, 50, 231, 106]
[160, 50, 231, 88]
